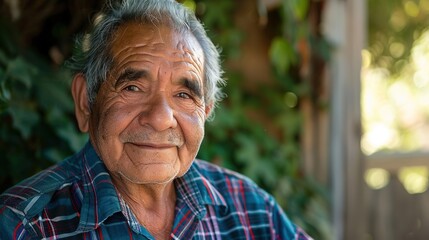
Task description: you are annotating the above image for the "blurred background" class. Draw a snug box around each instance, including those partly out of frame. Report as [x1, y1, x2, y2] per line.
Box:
[0, 0, 428, 239]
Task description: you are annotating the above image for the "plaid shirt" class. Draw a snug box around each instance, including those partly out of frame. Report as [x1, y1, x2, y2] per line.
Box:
[0, 142, 312, 239]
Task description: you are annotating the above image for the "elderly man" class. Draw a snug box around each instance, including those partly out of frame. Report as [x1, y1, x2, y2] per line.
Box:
[0, 0, 312, 239]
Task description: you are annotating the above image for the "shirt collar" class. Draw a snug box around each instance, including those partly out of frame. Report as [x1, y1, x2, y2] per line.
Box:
[76, 142, 122, 232]
[175, 160, 228, 220]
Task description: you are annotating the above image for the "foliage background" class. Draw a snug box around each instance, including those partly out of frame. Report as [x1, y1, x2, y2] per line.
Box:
[0, 0, 330, 238]
[362, 0, 429, 155]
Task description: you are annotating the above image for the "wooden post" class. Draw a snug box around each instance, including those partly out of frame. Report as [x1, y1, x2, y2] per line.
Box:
[323, 0, 367, 239]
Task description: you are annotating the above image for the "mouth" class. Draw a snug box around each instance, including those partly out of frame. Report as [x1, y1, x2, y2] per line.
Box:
[128, 142, 178, 149]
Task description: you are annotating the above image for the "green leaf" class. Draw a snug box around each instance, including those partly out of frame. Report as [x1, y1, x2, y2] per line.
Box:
[44, 148, 65, 162]
[269, 37, 297, 74]
[7, 57, 37, 88]
[0, 68, 11, 110]
[35, 75, 74, 112]
[0, 50, 8, 64]
[283, 0, 309, 22]
[182, 0, 196, 12]
[46, 108, 87, 152]
[293, 0, 309, 21]
[7, 102, 40, 139]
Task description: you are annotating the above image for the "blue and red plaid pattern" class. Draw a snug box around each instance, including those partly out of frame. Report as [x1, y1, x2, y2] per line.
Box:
[0, 142, 312, 239]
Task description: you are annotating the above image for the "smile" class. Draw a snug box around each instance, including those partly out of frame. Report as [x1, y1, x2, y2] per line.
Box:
[128, 142, 177, 149]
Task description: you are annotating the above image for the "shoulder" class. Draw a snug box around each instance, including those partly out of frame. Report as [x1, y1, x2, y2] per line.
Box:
[192, 160, 310, 239]
[0, 152, 82, 221]
[193, 160, 259, 187]
[193, 159, 272, 205]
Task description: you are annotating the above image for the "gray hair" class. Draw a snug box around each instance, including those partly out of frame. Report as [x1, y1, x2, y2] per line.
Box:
[67, 0, 224, 117]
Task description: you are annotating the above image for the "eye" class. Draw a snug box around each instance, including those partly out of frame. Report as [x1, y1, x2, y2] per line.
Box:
[177, 92, 191, 99]
[124, 85, 140, 92]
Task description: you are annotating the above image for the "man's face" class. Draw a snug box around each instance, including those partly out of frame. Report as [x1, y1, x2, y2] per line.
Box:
[88, 22, 209, 184]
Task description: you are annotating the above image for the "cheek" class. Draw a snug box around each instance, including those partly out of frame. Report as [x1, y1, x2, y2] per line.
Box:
[180, 108, 206, 151]
[89, 102, 138, 159]
[92, 106, 124, 138]
[176, 109, 205, 177]
[92, 94, 137, 132]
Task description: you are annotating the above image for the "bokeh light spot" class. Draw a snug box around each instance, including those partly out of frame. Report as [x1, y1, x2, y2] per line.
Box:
[365, 168, 390, 190]
[399, 166, 428, 194]
[284, 92, 298, 108]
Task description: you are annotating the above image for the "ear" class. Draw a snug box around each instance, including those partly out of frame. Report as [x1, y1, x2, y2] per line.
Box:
[71, 73, 90, 133]
[205, 103, 213, 119]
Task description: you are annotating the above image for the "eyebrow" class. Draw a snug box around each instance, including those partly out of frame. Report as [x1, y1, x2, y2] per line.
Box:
[115, 68, 148, 88]
[115, 68, 203, 98]
[180, 78, 203, 99]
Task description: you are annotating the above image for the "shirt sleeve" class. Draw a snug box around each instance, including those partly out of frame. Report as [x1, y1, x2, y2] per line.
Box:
[270, 197, 314, 240]
[0, 206, 34, 240]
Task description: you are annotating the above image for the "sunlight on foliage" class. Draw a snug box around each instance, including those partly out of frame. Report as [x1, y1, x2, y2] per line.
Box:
[181, 0, 196, 12]
[362, 29, 429, 155]
[404, 0, 420, 17]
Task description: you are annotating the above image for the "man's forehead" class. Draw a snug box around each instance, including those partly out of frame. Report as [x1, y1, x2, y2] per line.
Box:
[110, 22, 203, 59]
[107, 21, 205, 86]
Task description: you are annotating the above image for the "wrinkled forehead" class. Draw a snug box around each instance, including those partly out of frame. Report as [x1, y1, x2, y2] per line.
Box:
[109, 21, 204, 65]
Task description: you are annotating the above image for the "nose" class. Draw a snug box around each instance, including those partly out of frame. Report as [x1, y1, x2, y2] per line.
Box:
[139, 94, 177, 131]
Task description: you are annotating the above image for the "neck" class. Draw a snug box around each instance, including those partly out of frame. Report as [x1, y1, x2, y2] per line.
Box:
[112, 175, 176, 239]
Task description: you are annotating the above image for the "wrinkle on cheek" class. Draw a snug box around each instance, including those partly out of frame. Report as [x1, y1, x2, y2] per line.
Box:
[107, 80, 123, 95]
[99, 109, 113, 141]
[96, 102, 130, 141]
[194, 106, 207, 124]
